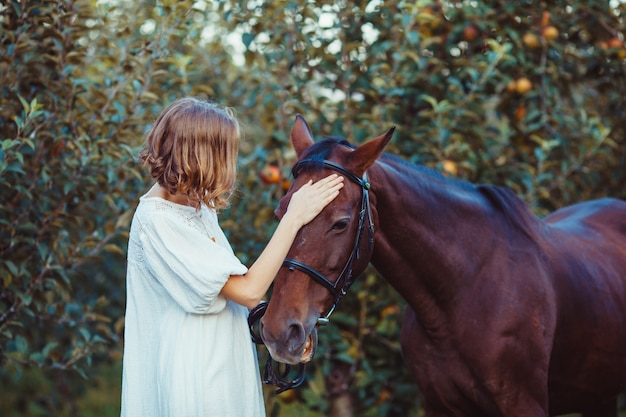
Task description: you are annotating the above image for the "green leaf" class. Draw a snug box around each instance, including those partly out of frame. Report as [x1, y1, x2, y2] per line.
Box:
[73, 365, 88, 380]
[242, 32, 255, 48]
[2, 138, 16, 150]
[5, 260, 19, 276]
[15, 335, 28, 353]
[13, 116, 24, 130]
[29, 351, 43, 365]
[42, 341, 59, 358]
[17, 95, 29, 114]
[17, 292, 32, 306]
[79, 327, 91, 342]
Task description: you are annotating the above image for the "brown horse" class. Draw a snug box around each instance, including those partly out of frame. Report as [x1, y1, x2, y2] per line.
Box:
[258, 115, 626, 416]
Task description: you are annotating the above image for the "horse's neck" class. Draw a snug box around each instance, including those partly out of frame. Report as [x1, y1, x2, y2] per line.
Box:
[369, 161, 515, 318]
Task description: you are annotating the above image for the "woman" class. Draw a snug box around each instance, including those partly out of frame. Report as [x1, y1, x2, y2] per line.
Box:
[121, 97, 343, 416]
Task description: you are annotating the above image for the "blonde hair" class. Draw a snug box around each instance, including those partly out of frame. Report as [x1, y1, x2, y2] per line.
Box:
[140, 97, 240, 210]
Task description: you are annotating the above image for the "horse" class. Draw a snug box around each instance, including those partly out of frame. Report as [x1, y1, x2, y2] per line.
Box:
[258, 115, 626, 417]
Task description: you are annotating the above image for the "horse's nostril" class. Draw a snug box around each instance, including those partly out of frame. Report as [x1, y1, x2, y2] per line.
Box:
[286, 322, 306, 353]
[260, 318, 306, 356]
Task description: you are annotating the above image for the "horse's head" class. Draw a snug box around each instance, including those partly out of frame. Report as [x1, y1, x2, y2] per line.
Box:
[259, 115, 394, 365]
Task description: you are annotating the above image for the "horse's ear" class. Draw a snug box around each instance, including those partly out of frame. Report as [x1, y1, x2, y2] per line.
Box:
[348, 127, 395, 174]
[291, 114, 314, 158]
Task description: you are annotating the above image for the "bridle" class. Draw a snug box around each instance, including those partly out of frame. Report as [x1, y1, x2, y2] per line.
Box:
[248, 157, 375, 393]
[283, 158, 375, 324]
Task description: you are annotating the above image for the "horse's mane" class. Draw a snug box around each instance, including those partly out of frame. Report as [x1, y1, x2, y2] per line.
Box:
[475, 184, 543, 242]
[301, 137, 543, 242]
[377, 152, 542, 240]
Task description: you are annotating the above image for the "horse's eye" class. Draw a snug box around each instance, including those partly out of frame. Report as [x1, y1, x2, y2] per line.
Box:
[330, 219, 349, 232]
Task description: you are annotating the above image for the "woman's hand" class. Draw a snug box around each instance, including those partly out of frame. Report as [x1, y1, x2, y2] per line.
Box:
[284, 174, 344, 228]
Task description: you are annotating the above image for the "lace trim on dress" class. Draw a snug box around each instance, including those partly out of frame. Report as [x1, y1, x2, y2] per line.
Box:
[143, 197, 219, 241]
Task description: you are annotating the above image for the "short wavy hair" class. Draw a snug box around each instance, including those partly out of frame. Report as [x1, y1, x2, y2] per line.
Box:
[140, 97, 240, 210]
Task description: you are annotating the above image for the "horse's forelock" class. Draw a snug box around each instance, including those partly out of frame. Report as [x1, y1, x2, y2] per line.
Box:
[300, 137, 354, 160]
[293, 137, 355, 176]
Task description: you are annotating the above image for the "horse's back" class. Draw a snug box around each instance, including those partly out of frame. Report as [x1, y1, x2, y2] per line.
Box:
[544, 197, 626, 292]
[542, 198, 626, 415]
[545, 197, 626, 238]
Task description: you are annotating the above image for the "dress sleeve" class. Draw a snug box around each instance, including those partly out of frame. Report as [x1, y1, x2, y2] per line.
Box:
[139, 209, 248, 314]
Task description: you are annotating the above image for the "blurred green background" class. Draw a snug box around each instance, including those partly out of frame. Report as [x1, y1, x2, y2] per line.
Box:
[1, 0, 625, 416]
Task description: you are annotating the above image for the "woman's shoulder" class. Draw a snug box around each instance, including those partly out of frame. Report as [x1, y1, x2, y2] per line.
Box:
[135, 197, 221, 236]
[134, 196, 196, 226]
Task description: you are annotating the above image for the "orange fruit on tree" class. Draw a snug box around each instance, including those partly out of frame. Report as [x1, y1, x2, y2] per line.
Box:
[506, 79, 518, 93]
[541, 26, 559, 42]
[515, 77, 533, 95]
[607, 37, 623, 49]
[522, 32, 540, 49]
[380, 304, 400, 318]
[375, 387, 393, 406]
[463, 24, 479, 42]
[259, 164, 281, 184]
[604, 38, 625, 58]
[441, 160, 458, 176]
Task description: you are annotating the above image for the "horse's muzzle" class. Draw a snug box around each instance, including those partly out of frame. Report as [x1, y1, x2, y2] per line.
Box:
[260, 317, 318, 365]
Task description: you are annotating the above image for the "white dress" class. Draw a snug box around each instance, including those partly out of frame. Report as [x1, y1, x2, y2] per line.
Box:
[121, 194, 265, 417]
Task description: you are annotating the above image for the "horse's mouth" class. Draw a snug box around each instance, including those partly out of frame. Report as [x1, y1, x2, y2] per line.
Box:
[301, 330, 318, 363]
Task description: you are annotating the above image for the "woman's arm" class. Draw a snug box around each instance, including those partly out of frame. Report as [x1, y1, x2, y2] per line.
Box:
[221, 174, 344, 309]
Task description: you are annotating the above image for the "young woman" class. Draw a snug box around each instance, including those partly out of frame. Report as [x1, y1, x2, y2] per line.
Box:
[121, 97, 343, 417]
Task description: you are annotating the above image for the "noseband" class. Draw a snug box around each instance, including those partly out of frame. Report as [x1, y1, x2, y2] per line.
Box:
[248, 157, 375, 393]
[283, 158, 375, 325]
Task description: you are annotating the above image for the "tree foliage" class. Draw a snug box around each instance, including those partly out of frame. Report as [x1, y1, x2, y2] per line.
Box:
[1, 0, 625, 416]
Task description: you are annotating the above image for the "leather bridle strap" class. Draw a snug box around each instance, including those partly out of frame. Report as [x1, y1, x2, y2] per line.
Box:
[291, 159, 370, 190]
[248, 301, 306, 394]
[282, 258, 338, 296]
